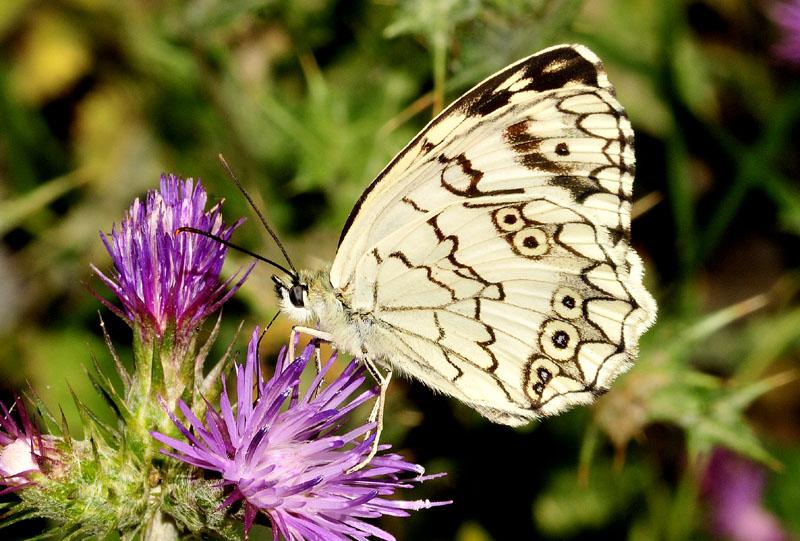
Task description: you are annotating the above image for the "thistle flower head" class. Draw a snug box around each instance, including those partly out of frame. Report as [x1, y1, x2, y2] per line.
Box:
[771, 0, 800, 64]
[702, 447, 789, 541]
[152, 330, 449, 540]
[92, 174, 250, 339]
[0, 394, 49, 493]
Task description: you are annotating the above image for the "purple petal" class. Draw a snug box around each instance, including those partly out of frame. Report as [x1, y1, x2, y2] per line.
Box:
[91, 174, 249, 338]
[152, 327, 450, 538]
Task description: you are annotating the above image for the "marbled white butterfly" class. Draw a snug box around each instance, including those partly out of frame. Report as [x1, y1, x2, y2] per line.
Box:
[271, 44, 657, 465]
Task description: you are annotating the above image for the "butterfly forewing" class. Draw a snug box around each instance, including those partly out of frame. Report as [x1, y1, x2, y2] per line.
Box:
[317, 44, 655, 424]
[331, 44, 635, 291]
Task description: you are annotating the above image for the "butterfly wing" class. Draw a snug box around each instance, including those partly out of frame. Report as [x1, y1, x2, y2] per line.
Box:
[344, 196, 654, 423]
[332, 44, 637, 291]
[329, 44, 656, 423]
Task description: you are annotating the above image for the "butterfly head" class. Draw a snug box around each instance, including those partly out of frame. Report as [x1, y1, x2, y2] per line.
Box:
[273, 274, 314, 323]
[274, 268, 341, 321]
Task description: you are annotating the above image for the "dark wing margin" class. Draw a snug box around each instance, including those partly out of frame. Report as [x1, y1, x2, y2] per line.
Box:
[337, 44, 608, 247]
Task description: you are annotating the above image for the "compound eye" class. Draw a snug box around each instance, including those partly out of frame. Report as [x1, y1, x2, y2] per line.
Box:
[289, 284, 306, 308]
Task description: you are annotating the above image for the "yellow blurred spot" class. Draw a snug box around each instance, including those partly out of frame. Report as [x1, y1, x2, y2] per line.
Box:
[10, 10, 92, 105]
[0, 0, 30, 38]
[72, 84, 140, 175]
[455, 520, 494, 541]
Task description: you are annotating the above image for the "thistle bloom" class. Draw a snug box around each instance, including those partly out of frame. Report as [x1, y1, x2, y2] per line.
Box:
[0, 394, 49, 493]
[152, 330, 449, 540]
[771, 0, 800, 64]
[702, 447, 789, 541]
[92, 174, 251, 339]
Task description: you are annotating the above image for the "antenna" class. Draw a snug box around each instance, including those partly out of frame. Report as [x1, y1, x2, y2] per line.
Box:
[217, 154, 297, 275]
[257, 310, 281, 350]
[175, 227, 295, 277]
[254, 310, 282, 399]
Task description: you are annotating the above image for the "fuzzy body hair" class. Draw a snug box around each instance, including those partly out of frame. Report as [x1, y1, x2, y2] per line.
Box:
[277, 268, 379, 361]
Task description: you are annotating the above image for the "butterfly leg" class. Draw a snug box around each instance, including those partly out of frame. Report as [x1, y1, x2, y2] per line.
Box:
[289, 326, 334, 399]
[345, 358, 393, 474]
[288, 325, 334, 366]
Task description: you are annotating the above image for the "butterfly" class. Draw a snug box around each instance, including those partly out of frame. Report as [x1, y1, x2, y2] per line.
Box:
[271, 44, 656, 454]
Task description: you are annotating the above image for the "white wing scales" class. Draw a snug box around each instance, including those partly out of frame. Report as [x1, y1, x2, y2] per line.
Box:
[343, 196, 650, 422]
[332, 48, 635, 290]
[326, 44, 656, 424]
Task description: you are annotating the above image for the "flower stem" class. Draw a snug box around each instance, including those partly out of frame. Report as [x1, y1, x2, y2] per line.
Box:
[143, 510, 179, 541]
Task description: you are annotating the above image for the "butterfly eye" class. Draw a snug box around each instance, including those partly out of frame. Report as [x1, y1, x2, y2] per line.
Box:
[289, 284, 306, 308]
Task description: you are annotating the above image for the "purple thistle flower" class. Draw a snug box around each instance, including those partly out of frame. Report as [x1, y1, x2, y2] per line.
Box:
[702, 447, 789, 541]
[771, 0, 800, 64]
[0, 393, 53, 494]
[151, 329, 450, 540]
[92, 174, 252, 338]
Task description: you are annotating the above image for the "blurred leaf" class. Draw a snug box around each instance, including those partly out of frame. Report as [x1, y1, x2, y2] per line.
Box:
[386, 0, 479, 112]
[533, 459, 651, 536]
[72, 84, 149, 178]
[647, 370, 786, 468]
[254, 53, 421, 227]
[765, 444, 800, 538]
[0, 67, 70, 191]
[764, 173, 800, 237]
[671, 31, 718, 121]
[384, 0, 479, 42]
[182, 0, 280, 32]
[575, 0, 662, 65]
[709, 47, 778, 122]
[737, 304, 800, 381]
[0, 171, 87, 236]
[699, 88, 800, 265]
[598, 294, 787, 468]
[612, 67, 675, 137]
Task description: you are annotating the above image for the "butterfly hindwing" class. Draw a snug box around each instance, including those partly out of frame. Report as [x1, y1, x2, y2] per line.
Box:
[345, 196, 652, 423]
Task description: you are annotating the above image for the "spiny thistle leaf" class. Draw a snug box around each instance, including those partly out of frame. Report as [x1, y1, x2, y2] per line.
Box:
[67, 385, 119, 449]
[98, 313, 132, 392]
[83, 359, 128, 423]
[0, 511, 43, 533]
[59, 408, 72, 449]
[23, 387, 59, 436]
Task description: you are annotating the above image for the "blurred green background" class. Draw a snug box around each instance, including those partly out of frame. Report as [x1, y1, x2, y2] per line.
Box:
[2, 0, 800, 539]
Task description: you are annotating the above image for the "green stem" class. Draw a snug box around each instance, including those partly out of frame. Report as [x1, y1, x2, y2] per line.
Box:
[431, 15, 448, 115]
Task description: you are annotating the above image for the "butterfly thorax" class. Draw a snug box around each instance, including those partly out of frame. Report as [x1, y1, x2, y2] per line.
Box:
[276, 268, 376, 359]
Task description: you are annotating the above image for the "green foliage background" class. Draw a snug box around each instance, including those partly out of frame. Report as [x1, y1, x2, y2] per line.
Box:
[1, 0, 799, 539]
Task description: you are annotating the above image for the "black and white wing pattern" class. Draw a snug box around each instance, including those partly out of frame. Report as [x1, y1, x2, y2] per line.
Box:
[328, 44, 656, 424]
